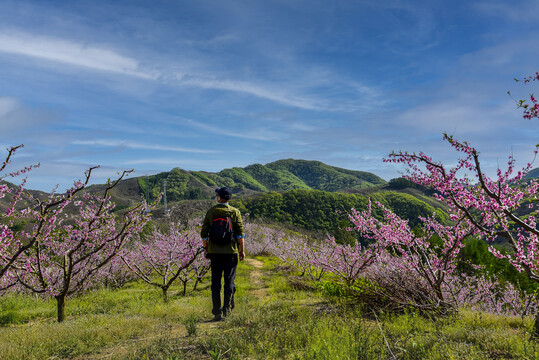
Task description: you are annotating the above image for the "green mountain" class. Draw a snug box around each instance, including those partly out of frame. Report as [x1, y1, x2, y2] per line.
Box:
[138, 159, 387, 203]
[1, 159, 451, 243]
[523, 167, 539, 180]
[263, 159, 386, 191]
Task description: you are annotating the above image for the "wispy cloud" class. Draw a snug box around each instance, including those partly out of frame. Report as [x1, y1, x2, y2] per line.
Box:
[1, 0, 537, 191]
[0, 18, 388, 114]
[72, 139, 217, 154]
[124, 158, 228, 169]
[0, 97, 17, 117]
[0, 31, 376, 112]
[394, 101, 515, 135]
[474, 1, 539, 23]
[0, 31, 156, 79]
[0, 96, 61, 135]
[179, 75, 323, 110]
[183, 118, 282, 141]
[19, 160, 137, 191]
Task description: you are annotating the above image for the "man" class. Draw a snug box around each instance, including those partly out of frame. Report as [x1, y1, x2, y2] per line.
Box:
[201, 187, 245, 321]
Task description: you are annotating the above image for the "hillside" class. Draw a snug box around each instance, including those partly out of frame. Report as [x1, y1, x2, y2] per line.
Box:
[129, 160, 448, 239]
[1, 160, 453, 239]
[1, 160, 449, 238]
[524, 167, 539, 179]
[138, 159, 387, 203]
[231, 188, 449, 242]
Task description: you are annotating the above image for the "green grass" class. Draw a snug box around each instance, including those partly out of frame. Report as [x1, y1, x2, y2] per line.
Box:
[1, 257, 539, 359]
[0, 293, 55, 325]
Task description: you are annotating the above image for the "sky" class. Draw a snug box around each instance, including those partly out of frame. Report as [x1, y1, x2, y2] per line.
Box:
[0, 0, 538, 191]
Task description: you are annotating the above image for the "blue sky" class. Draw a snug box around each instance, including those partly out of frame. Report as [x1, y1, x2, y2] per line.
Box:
[0, 0, 538, 191]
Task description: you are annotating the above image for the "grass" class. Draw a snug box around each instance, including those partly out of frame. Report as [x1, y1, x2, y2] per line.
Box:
[1, 257, 539, 359]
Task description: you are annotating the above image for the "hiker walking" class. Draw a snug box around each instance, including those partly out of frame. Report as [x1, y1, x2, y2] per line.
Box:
[201, 187, 245, 321]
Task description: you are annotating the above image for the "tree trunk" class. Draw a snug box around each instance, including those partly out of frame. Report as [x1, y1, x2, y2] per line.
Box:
[183, 280, 187, 296]
[56, 294, 66, 322]
[162, 287, 168, 303]
[434, 285, 444, 305]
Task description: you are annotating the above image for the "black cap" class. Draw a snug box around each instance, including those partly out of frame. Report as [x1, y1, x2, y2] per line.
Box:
[215, 187, 232, 200]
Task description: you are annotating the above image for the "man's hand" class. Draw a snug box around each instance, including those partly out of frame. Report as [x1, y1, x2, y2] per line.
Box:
[202, 240, 208, 258]
[238, 237, 245, 261]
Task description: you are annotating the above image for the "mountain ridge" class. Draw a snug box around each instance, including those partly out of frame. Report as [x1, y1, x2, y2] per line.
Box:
[1, 159, 387, 215]
[135, 158, 387, 204]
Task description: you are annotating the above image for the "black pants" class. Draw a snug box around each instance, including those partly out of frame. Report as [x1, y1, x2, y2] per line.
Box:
[210, 254, 238, 316]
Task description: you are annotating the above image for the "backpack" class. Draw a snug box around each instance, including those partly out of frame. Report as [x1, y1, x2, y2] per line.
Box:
[209, 216, 234, 245]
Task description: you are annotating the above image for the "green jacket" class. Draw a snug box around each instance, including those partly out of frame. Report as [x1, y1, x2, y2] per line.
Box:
[201, 203, 245, 254]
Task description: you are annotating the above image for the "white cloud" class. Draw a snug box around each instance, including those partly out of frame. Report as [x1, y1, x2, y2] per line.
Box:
[458, 39, 539, 73]
[0, 21, 386, 113]
[395, 102, 514, 134]
[0, 31, 156, 79]
[18, 160, 136, 191]
[124, 157, 228, 169]
[71, 139, 217, 154]
[0, 31, 378, 112]
[0, 97, 18, 117]
[287, 122, 319, 132]
[474, 1, 539, 23]
[183, 118, 282, 141]
[179, 75, 323, 110]
[0, 96, 60, 135]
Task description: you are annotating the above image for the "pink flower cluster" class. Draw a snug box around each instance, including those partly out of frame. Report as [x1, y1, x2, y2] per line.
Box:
[11, 181, 150, 298]
[386, 134, 539, 279]
[244, 223, 286, 257]
[518, 72, 539, 120]
[0, 145, 152, 321]
[243, 189, 536, 316]
[121, 222, 209, 301]
[448, 273, 538, 317]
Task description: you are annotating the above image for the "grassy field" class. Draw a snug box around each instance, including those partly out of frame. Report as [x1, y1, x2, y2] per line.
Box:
[1, 256, 539, 359]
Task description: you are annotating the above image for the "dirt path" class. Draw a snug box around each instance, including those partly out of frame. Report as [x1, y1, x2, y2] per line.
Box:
[77, 257, 269, 359]
[244, 257, 269, 300]
[243, 257, 267, 299]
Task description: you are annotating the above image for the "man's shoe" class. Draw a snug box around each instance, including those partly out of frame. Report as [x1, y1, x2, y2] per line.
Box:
[211, 314, 222, 322]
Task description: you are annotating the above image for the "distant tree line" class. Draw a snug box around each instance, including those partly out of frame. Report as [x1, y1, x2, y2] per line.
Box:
[231, 189, 448, 243]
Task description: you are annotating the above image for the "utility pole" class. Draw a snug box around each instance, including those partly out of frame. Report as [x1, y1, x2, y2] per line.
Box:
[162, 179, 169, 213]
[142, 175, 151, 214]
[144, 175, 149, 204]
